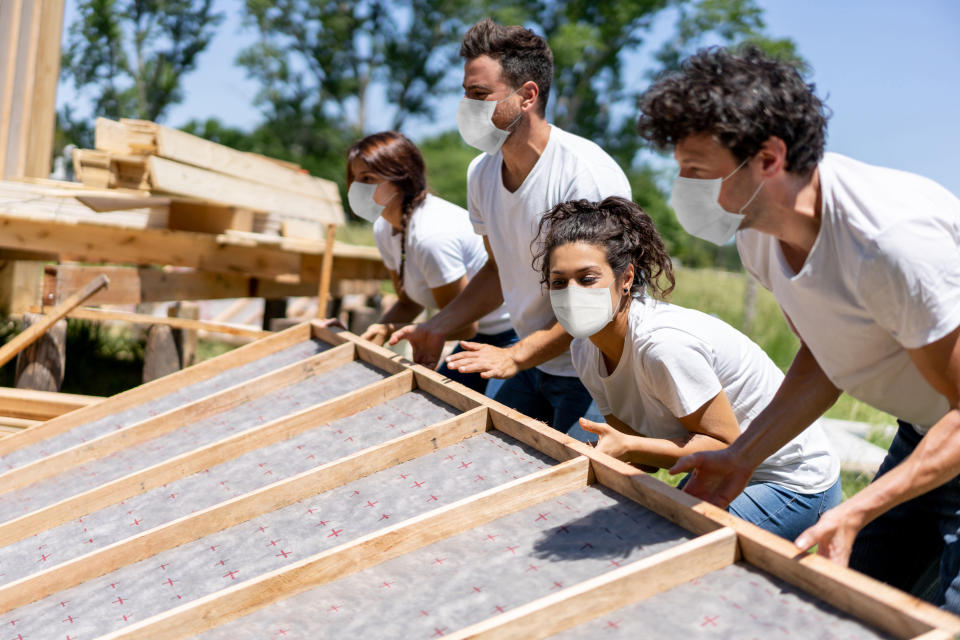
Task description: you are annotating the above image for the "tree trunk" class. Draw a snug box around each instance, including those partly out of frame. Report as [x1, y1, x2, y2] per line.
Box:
[14, 312, 66, 391]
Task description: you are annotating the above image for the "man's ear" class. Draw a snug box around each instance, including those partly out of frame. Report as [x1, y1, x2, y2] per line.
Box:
[757, 136, 788, 177]
[519, 80, 540, 112]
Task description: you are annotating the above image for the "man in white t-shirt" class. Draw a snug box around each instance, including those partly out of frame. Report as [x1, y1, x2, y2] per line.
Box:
[390, 19, 631, 440]
[635, 45, 960, 612]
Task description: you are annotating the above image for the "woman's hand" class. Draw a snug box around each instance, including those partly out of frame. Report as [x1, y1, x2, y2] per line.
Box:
[579, 418, 631, 460]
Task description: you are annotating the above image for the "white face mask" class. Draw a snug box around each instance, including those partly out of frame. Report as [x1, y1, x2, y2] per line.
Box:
[670, 158, 764, 245]
[347, 181, 394, 224]
[456, 90, 522, 155]
[550, 281, 620, 339]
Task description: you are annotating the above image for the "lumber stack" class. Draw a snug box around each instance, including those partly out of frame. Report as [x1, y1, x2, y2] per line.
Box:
[73, 117, 345, 240]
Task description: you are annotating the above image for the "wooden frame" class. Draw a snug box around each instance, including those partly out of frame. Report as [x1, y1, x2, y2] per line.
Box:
[0, 322, 956, 639]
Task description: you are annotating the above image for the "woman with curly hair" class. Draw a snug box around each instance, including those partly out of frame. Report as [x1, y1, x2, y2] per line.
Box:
[535, 196, 840, 539]
[347, 131, 515, 394]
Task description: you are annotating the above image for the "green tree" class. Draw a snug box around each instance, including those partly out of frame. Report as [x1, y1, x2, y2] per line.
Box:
[59, 0, 223, 147]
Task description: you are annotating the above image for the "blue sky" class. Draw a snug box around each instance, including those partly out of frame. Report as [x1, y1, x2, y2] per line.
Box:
[58, 0, 960, 196]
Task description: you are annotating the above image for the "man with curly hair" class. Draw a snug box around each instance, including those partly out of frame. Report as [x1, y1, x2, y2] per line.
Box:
[390, 19, 631, 441]
[637, 45, 960, 611]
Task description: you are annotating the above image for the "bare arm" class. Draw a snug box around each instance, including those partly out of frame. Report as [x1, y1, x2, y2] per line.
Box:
[795, 325, 960, 564]
[581, 391, 741, 469]
[389, 237, 503, 368]
[670, 341, 841, 507]
[361, 270, 424, 345]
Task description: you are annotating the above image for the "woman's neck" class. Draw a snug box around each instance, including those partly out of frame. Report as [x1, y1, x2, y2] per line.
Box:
[589, 296, 631, 373]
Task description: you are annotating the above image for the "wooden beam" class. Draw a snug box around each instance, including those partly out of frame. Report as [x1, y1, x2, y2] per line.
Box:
[448, 527, 739, 639]
[0, 406, 489, 615]
[0, 274, 108, 368]
[0, 371, 415, 548]
[33, 306, 271, 339]
[0, 322, 313, 456]
[98, 456, 591, 640]
[0, 387, 101, 421]
[0, 343, 356, 490]
[0, 416, 40, 429]
[147, 155, 343, 227]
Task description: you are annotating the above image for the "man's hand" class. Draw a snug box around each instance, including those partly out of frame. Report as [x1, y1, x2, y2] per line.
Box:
[794, 503, 865, 566]
[388, 323, 446, 369]
[315, 317, 346, 330]
[360, 323, 392, 346]
[579, 418, 630, 459]
[669, 448, 755, 509]
[444, 341, 520, 379]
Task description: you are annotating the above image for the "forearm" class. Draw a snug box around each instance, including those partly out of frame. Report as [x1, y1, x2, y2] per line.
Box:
[733, 343, 840, 468]
[503, 321, 571, 371]
[622, 433, 731, 469]
[424, 263, 503, 338]
[378, 300, 423, 330]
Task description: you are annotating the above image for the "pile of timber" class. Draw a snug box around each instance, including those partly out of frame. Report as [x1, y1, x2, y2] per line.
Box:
[72, 117, 344, 240]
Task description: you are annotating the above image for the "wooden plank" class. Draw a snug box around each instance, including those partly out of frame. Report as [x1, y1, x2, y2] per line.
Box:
[0, 371, 415, 548]
[0, 343, 356, 491]
[147, 155, 344, 226]
[448, 527, 739, 639]
[0, 416, 40, 429]
[0, 387, 101, 421]
[0, 406, 490, 615]
[911, 631, 957, 640]
[0, 274, 108, 368]
[98, 456, 591, 640]
[23, 0, 64, 179]
[0, 0, 23, 179]
[0, 215, 308, 279]
[34, 306, 271, 339]
[0, 322, 312, 456]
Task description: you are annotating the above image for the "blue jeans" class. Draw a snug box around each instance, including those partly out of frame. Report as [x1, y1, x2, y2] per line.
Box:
[490, 367, 603, 443]
[849, 420, 960, 614]
[728, 478, 842, 541]
[678, 475, 842, 540]
[436, 328, 518, 396]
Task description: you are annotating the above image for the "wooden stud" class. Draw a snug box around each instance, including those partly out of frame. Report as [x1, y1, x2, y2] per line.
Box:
[448, 527, 739, 639]
[98, 456, 591, 640]
[0, 371, 415, 548]
[0, 343, 356, 491]
[0, 406, 490, 615]
[0, 274, 108, 368]
[0, 322, 312, 457]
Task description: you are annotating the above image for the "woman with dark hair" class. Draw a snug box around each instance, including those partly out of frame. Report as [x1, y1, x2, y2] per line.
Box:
[347, 131, 514, 394]
[534, 196, 840, 539]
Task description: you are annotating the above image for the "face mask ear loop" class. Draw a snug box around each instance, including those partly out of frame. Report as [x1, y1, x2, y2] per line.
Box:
[722, 157, 750, 182]
[500, 88, 523, 132]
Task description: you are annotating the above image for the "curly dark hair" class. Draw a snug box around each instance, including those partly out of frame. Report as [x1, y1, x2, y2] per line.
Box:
[460, 18, 553, 116]
[636, 45, 828, 174]
[533, 197, 675, 299]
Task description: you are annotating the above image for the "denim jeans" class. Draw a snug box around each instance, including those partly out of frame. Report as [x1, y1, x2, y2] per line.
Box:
[849, 420, 960, 614]
[490, 366, 603, 443]
[436, 328, 518, 396]
[728, 478, 842, 541]
[677, 475, 842, 540]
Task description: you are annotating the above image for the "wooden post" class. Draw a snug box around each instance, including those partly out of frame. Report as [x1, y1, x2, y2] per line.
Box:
[316, 223, 337, 318]
[169, 301, 199, 368]
[14, 312, 66, 391]
[143, 325, 180, 383]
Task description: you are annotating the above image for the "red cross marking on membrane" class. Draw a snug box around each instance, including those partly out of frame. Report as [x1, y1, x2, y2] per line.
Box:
[110, 582, 119, 589]
[609, 560, 621, 568]
[224, 570, 240, 580]
[276, 549, 292, 559]
[444, 455, 455, 462]
[535, 512, 549, 521]
[329, 605, 341, 612]
[160, 563, 170, 570]
[130, 518, 141, 526]
[380, 581, 394, 588]
[379, 514, 391, 520]
[8, 620, 18, 626]
[307, 508, 319, 515]
[580, 542, 594, 551]
[163, 578, 177, 586]
[472, 586, 482, 593]
[558, 526, 570, 534]
[63, 615, 77, 624]
[351, 490, 360, 496]
[121, 615, 130, 622]
[59, 601, 69, 608]
[526, 564, 539, 572]
[268, 540, 280, 547]
[433, 557, 445, 565]
[398, 473, 409, 480]
[701, 615, 719, 627]
[432, 627, 447, 637]
[258, 526, 269, 533]
[485, 534, 498, 541]
[411, 480, 425, 488]
[169, 493, 177, 500]
[458, 461, 472, 469]
[113, 597, 125, 605]
[209, 545, 220, 552]
[316, 520, 329, 527]
[218, 559, 227, 566]
[475, 474, 485, 482]
[552, 581, 564, 589]
[364, 500, 377, 508]
[275, 630, 288, 636]
[605, 620, 622, 630]
[420, 610, 429, 617]
[427, 494, 439, 502]
[494, 605, 506, 614]
[38, 553, 51, 563]
[328, 528, 344, 538]
[506, 545, 518, 554]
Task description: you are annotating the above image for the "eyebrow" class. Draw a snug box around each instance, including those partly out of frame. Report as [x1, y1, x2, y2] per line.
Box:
[463, 83, 493, 92]
[550, 265, 603, 274]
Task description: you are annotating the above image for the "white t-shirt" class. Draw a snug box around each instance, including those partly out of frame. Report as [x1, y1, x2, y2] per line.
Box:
[737, 153, 960, 432]
[374, 194, 512, 335]
[571, 297, 839, 493]
[467, 125, 632, 376]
